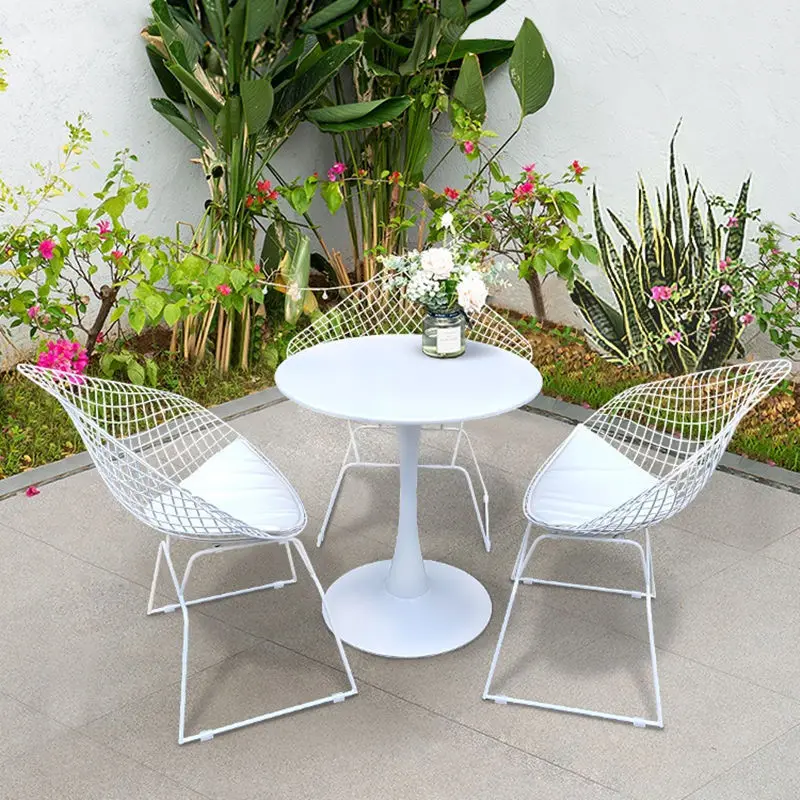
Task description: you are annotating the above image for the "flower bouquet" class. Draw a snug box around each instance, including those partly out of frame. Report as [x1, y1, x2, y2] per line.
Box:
[381, 245, 490, 358]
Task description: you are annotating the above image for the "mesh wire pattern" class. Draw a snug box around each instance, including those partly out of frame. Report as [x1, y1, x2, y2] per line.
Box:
[17, 364, 306, 542]
[287, 273, 533, 361]
[526, 358, 792, 536]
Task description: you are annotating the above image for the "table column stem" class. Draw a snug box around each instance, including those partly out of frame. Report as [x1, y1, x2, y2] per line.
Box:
[386, 424, 428, 599]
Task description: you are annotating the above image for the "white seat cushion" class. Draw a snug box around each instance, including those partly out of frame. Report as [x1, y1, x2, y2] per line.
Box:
[148, 439, 303, 535]
[526, 425, 659, 530]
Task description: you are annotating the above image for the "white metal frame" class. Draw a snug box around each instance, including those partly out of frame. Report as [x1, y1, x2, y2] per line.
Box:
[287, 273, 533, 553]
[17, 364, 358, 744]
[485, 359, 792, 728]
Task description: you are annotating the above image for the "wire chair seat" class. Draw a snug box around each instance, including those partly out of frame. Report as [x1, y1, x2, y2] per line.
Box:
[286, 272, 533, 551]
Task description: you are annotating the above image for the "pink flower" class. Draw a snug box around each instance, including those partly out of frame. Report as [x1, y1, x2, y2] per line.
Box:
[512, 181, 535, 203]
[25, 486, 40, 498]
[718, 257, 732, 271]
[739, 312, 755, 325]
[727, 216, 739, 228]
[38, 239, 55, 260]
[111, 249, 124, 260]
[522, 163, 536, 174]
[719, 284, 733, 295]
[217, 284, 232, 296]
[95, 331, 105, 344]
[767, 459, 777, 467]
[571, 160, 586, 177]
[649, 285, 673, 302]
[327, 162, 346, 181]
[27, 305, 40, 319]
[253, 263, 261, 274]
[581, 402, 591, 409]
[36, 339, 89, 376]
[463, 141, 475, 155]
[97, 219, 112, 237]
[256, 180, 272, 193]
[444, 187, 460, 200]
[484, 213, 494, 223]
[666, 330, 682, 345]
[787, 279, 799, 289]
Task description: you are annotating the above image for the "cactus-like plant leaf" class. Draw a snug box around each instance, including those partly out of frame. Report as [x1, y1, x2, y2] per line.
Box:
[724, 177, 751, 261]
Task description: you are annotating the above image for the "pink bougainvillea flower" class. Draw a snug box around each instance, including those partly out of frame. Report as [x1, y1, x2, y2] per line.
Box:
[463, 141, 475, 155]
[38, 239, 55, 260]
[719, 284, 733, 295]
[267, 190, 279, 201]
[726, 215, 739, 228]
[27, 305, 40, 319]
[217, 284, 232, 296]
[522, 163, 536, 174]
[571, 160, 586, 176]
[771, 247, 781, 256]
[327, 162, 347, 181]
[484, 213, 495, 223]
[389, 171, 402, 184]
[256, 179, 272, 193]
[649, 285, 673, 302]
[253, 263, 261, 274]
[444, 186, 460, 200]
[97, 219, 112, 237]
[718, 257, 732, 271]
[25, 486, 40, 498]
[512, 181, 535, 203]
[36, 339, 89, 376]
[666, 330, 682, 345]
[787, 279, 799, 289]
[245, 194, 255, 208]
[739, 312, 755, 325]
[110, 249, 124, 260]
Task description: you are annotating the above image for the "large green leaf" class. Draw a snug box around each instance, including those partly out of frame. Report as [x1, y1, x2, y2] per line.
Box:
[240, 77, 274, 133]
[508, 17, 554, 120]
[432, 38, 513, 73]
[399, 15, 441, 76]
[245, 0, 276, 41]
[146, 45, 185, 103]
[570, 280, 627, 360]
[199, 0, 226, 44]
[150, 98, 209, 151]
[465, 0, 509, 22]
[451, 53, 486, 121]
[306, 97, 412, 132]
[167, 62, 223, 118]
[724, 176, 751, 261]
[300, 0, 368, 33]
[272, 39, 361, 121]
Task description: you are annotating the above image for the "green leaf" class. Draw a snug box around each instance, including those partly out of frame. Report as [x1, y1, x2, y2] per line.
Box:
[321, 180, 343, 215]
[146, 45, 185, 104]
[109, 305, 126, 324]
[102, 195, 126, 221]
[508, 17, 554, 120]
[166, 62, 223, 119]
[724, 177, 751, 261]
[230, 267, 248, 291]
[465, 0, 508, 22]
[76, 208, 91, 227]
[451, 53, 486, 122]
[300, 0, 368, 33]
[134, 188, 149, 210]
[282, 232, 311, 324]
[306, 97, 412, 132]
[163, 302, 182, 326]
[144, 359, 159, 387]
[245, 0, 276, 41]
[151, 98, 210, 151]
[432, 38, 513, 74]
[240, 77, 274, 134]
[272, 39, 361, 121]
[289, 186, 312, 215]
[399, 15, 441, 76]
[581, 241, 600, 264]
[128, 306, 146, 334]
[144, 294, 164, 320]
[199, 0, 226, 44]
[127, 360, 146, 385]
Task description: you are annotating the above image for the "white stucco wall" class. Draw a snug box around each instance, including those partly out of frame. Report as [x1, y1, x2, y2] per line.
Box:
[1, 0, 798, 362]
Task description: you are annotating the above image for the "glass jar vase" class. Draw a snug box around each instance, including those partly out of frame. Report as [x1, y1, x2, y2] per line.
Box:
[421, 308, 466, 358]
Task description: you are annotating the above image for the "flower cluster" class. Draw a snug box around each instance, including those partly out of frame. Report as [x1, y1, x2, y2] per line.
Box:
[327, 162, 346, 182]
[36, 339, 89, 374]
[381, 245, 489, 315]
[245, 179, 279, 211]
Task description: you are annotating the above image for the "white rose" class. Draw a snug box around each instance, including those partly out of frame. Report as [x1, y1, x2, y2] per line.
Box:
[457, 271, 488, 315]
[420, 247, 455, 280]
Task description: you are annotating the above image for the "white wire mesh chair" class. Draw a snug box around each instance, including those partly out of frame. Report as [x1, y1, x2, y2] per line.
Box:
[287, 273, 533, 552]
[17, 364, 357, 745]
[484, 358, 792, 728]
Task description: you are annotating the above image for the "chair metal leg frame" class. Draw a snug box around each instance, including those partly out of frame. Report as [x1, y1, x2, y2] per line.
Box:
[317, 421, 490, 551]
[485, 523, 663, 729]
[149, 535, 358, 744]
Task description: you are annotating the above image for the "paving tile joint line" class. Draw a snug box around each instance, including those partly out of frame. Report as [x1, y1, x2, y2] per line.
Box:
[1, 383, 797, 499]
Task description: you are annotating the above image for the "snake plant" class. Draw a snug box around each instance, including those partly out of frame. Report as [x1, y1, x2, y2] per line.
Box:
[571, 133, 751, 375]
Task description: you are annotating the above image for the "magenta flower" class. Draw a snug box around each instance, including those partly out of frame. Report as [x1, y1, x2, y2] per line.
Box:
[327, 162, 346, 181]
[512, 181, 535, 203]
[97, 219, 112, 237]
[739, 312, 755, 325]
[719, 284, 733, 295]
[27, 305, 40, 319]
[111, 249, 124, 260]
[718, 257, 732, 271]
[217, 284, 232, 296]
[463, 141, 475, 155]
[36, 339, 89, 376]
[788, 279, 799, 289]
[522, 163, 536, 173]
[25, 486, 40, 498]
[666, 330, 682, 345]
[727, 216, 739, 228]
[38, 239, 55, 260]
[444, 186, 460, 200]
[649, 285, 673, 302]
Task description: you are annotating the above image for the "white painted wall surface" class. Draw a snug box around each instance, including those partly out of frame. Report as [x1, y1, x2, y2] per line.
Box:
[1, 0, 797, 362]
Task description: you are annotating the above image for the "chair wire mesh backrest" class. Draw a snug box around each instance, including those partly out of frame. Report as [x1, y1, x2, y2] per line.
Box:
[287, 272, 533, 360]
[533, 358, 792, 536]
[17, 365, 293, 541]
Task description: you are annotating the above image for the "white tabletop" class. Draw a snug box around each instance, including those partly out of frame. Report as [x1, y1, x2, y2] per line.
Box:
[275, 334, 542, 426]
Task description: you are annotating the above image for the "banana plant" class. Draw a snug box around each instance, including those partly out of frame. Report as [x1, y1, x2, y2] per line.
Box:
[142, 0, 362, 370]
[571, 130, 751, 375]
[304, 1, 553, 280]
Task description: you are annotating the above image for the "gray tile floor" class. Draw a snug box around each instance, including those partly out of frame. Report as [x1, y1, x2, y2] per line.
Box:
[1, 402, 800, 799]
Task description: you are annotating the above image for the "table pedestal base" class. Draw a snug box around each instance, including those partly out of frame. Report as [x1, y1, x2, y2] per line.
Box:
[323, 559, 492, 658]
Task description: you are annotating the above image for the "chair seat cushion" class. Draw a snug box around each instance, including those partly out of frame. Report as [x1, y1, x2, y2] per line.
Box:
[148, 439, 304, 536]
[526, 425, 659, 530]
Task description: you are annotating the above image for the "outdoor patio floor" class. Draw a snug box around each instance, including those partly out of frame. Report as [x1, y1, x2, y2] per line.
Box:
[2, 400, 800, 799]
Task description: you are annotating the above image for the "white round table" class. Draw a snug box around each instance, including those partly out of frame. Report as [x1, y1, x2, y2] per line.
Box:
[275, 334, 542, 658]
